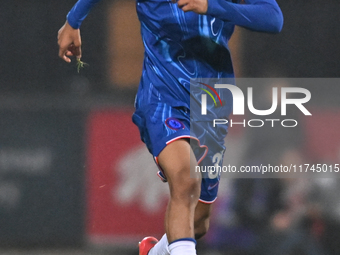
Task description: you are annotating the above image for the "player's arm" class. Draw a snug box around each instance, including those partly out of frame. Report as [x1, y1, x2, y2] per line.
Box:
[58, 0, 101, 62]
[206, 0, 283, 33]
[176, 0, 283, 34]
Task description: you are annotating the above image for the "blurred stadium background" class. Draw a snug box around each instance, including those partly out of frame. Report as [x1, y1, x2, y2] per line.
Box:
[0, 0, 340, 255]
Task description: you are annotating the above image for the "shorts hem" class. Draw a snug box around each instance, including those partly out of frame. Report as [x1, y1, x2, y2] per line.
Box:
[154, 135, 208, 162]
[198, 197, 217, 204]
[153, 134, 209, 182]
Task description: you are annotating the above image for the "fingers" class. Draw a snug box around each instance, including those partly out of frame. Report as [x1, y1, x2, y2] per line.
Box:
[181, 4, 191, 12]
[59, 45, 71, 63]
[67, 44, 82, 58]
[73, 37, 82, 60]
[58, 33, 72, 62]
[174, 0, 208, 14]
[74, 46, 82, 60]
[58, 44, 82, 63]
[177, 0, 189, 10]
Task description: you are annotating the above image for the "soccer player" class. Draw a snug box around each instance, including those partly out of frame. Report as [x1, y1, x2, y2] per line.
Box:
[58, 0, 283, 254]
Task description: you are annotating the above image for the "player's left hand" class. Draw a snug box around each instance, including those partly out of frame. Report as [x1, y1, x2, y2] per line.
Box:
[58, 21, 82, 63]
[172, 0, 208, 14]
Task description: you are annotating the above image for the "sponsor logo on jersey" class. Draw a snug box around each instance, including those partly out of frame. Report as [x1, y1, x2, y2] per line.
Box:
[165, 117, 184, 130]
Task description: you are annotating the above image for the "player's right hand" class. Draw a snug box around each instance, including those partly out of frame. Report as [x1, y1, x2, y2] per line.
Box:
[173, 0, 208, 14]
[58, 21, 82, 63]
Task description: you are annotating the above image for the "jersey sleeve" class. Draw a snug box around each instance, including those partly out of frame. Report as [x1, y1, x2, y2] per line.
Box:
[67, 0, 102, 29]
[206, 0, 283, 33]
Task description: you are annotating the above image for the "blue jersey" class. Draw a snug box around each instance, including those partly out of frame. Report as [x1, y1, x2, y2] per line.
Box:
[67, 0, 283, 110]
[136, 0, 236, 110]
[66, 0, 283, 203]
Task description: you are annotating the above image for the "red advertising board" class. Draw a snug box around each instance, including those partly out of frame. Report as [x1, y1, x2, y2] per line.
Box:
[304, 109, 340, 162]
[86, 109, 168, 244]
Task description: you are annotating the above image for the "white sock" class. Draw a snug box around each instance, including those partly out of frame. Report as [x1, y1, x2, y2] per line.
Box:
[148, 234, 170, 255]
[168, 239, 196, 255]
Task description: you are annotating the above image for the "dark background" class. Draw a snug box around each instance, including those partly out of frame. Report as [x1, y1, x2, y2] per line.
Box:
[0, 0, 339, 254]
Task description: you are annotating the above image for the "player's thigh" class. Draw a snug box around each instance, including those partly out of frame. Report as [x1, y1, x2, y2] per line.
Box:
[157, 139, 201, 196]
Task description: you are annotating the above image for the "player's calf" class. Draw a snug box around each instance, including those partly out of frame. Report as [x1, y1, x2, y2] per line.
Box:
[194, 202, 212, 239]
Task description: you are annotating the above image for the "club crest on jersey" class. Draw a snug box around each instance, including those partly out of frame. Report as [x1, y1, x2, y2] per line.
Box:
[165, 118, 184, 130]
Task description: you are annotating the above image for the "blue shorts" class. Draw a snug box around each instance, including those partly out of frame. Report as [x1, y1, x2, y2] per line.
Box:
[132, 102, 228, 203]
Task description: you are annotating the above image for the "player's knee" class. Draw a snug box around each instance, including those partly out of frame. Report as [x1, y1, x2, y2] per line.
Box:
[170, 178, 201, 202]
[194, 216, 210, 239]
[169, 171, 201, 203]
